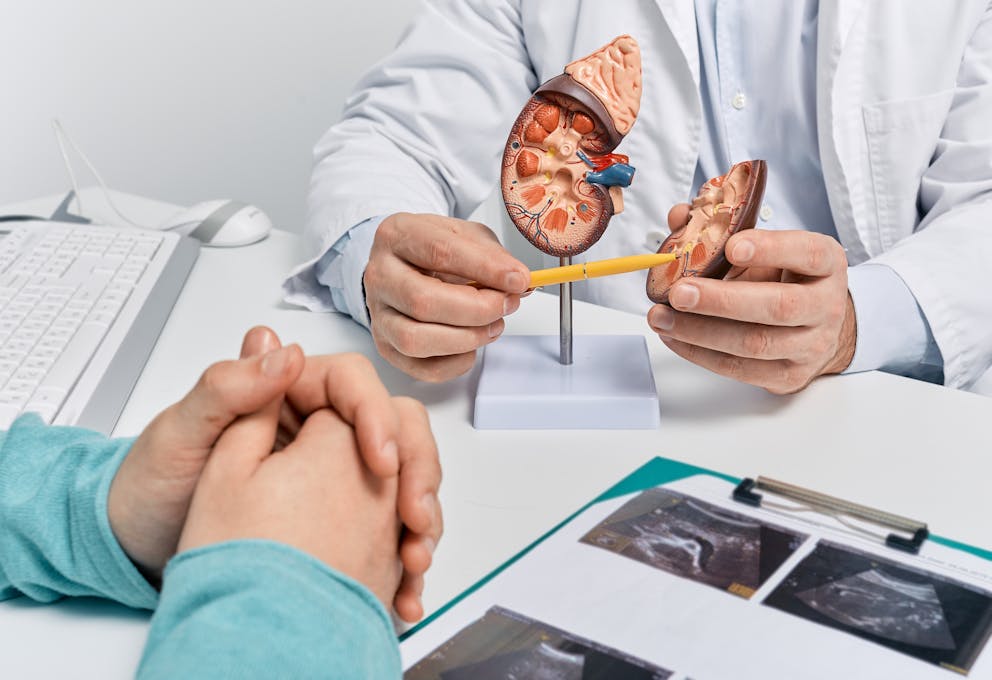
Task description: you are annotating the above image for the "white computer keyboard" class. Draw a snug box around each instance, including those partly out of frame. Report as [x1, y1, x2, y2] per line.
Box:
[0, 221, 197, 432]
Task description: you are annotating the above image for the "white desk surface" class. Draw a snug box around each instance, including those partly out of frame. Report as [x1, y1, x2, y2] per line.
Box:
[2, 191, 991, 678]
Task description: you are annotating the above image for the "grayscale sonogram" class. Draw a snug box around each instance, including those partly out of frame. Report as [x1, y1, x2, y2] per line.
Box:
[764, 540, 992, 673]
[404, 606, 673, 680]
[580, 488, 808, 597]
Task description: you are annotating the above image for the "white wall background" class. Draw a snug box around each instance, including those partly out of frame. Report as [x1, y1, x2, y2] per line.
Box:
[0, 0, 420, 233]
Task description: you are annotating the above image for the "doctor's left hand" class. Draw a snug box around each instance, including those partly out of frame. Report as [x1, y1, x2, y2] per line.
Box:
[648, 211, 856, 394]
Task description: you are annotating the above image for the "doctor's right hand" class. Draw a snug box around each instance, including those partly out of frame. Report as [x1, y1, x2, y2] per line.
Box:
[364, 213, 530, 382]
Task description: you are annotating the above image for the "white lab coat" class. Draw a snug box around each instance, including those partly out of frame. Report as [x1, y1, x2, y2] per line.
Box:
[306, 0, 992, 388]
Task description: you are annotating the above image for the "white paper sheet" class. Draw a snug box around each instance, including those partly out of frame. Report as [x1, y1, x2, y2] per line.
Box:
[401, 475, 992, 679]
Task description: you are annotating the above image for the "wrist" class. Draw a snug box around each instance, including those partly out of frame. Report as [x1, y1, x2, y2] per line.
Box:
[825, 292, 857, 375]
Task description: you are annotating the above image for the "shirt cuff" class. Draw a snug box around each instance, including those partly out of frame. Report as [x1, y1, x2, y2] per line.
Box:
[281, 216, 384, 329]
[845, 263, 944, 382]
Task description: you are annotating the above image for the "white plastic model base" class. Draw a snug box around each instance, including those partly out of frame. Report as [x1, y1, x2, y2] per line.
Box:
[473, 335, 660, 430]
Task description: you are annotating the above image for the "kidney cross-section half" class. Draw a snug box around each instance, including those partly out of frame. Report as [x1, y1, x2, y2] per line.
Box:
[504, 89, 629, 257]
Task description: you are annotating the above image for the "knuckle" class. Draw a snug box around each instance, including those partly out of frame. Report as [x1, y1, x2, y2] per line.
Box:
[393, 325, 423, 357]
[416, 362, 447, 383]
[806, 335, 832, 363]
[825, 298, 846, 326]
[375, 215, 399, 245]
[772, 290, 800, 324]
[406, 289, 436, 320]
[198, 361, 228, 395]
[362, 263, 382, 297]
[393, 395, 429, 422]
[742, 327, 772, 357]
[719, 354, 747, 381]
[371, 331, 392, 359]
[339, 352, 376, 376]
[806, 240, 826, 273]
[715, 285, 735, 315]
[305, 408, 339, 429]
[423, 353, 475, 383]
[427, 237, 454, 271]
[777, 364, 808, 394]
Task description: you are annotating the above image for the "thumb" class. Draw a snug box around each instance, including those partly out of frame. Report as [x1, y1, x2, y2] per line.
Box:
[667, 203, 690, 231]
[208, 388, 285, 476]
[241, 325, 282, 359]
[173, 343, 304, 450]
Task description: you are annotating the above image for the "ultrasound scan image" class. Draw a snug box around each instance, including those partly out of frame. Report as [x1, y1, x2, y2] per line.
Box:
[764, 541, 992, 673]
[404, 606, 673, 680]
[579, 488, 807, 597]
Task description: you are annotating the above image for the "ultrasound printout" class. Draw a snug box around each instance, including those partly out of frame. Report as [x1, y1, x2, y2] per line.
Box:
[580, 487, 807, 597]
[765, 541, 992, 673]
[404, 606, 673, 680]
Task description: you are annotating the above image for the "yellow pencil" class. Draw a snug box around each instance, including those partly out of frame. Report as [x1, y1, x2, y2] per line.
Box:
[467, 252, 680, 289]
[528, 252, 679, 288]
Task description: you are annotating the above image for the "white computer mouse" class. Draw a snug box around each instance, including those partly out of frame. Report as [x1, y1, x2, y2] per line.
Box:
[159, 199, 272, 247]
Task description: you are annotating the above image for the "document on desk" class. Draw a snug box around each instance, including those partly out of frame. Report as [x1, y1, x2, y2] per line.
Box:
[400, 458, 992, 679]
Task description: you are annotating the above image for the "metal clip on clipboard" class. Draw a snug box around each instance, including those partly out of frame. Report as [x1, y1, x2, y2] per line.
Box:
[732, 477, 930, 554]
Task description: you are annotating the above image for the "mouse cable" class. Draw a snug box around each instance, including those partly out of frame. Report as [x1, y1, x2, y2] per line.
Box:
[51, 119, 149, 230]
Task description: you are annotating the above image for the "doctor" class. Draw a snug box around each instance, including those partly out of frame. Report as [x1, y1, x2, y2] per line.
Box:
[285, 1, 992, 393]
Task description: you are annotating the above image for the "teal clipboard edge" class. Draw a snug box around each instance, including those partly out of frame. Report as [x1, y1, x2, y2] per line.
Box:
[399, 455, 992, 643]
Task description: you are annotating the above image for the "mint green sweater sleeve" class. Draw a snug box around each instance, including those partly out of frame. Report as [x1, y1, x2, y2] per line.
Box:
[1, 414, 401, 678]
[139, 540, 401, 678]
[0, 414, 158, 608]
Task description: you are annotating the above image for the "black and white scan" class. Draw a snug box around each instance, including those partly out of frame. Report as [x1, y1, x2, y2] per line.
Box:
[765, 541, 992, 673]
[580, 488, 807, 597]
[404, 606, 673, 680]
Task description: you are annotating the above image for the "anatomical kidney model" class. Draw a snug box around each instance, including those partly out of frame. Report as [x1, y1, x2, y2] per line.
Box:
[646, 160, 768, 304]
[501, 35, 642, 258]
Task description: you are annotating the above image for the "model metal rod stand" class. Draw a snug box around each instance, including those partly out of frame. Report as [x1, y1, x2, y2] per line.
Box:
[559, 256, 573, 365]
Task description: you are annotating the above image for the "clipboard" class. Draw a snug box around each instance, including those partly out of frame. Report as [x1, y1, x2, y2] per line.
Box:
[401, 456, 992, 678]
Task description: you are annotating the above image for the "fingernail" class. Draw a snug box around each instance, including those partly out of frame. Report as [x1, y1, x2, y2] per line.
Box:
[261, 346, 292, 377]
[503, 296, 520, 316]
[242, 326, 278, 358]
[649, 306, 675, 331]
[422, 536, 436, 556]
[670, 283, 699, 310]
[733, 239, 755, 263]
[381, 440, 398, 471]
[504, 271, 527, 292]
[488, 321, 504, 338]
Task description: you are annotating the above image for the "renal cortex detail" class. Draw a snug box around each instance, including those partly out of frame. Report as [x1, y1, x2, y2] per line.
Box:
[501, 35, 642, 258]
[646, 160, 768, 305]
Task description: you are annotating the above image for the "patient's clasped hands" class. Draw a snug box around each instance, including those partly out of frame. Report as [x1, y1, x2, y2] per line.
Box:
[107, 326, 442, 622]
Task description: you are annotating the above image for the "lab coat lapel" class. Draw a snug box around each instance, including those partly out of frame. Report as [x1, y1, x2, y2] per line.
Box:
[816, 0, 870, 261]
[652, 0, 699, 87]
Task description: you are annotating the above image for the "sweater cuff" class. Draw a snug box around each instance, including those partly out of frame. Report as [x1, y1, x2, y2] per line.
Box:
[140, 540, 400, 679]
[0, 414, 157, 608]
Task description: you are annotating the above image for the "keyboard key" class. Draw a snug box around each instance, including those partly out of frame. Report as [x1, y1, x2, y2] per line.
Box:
[34, 322, 110, 397]
[2, 221, 179, 430]
[24, 387, 69, 424]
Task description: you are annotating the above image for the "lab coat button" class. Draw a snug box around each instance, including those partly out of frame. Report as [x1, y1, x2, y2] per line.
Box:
[760, 205, 773, 221]
[731, 92, 747, 110]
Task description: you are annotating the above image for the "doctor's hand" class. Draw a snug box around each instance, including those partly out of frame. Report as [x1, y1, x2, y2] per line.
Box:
[364, 213, 530, 382]
[177, 405, 403, 612]
[648, 210, 856, 394]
